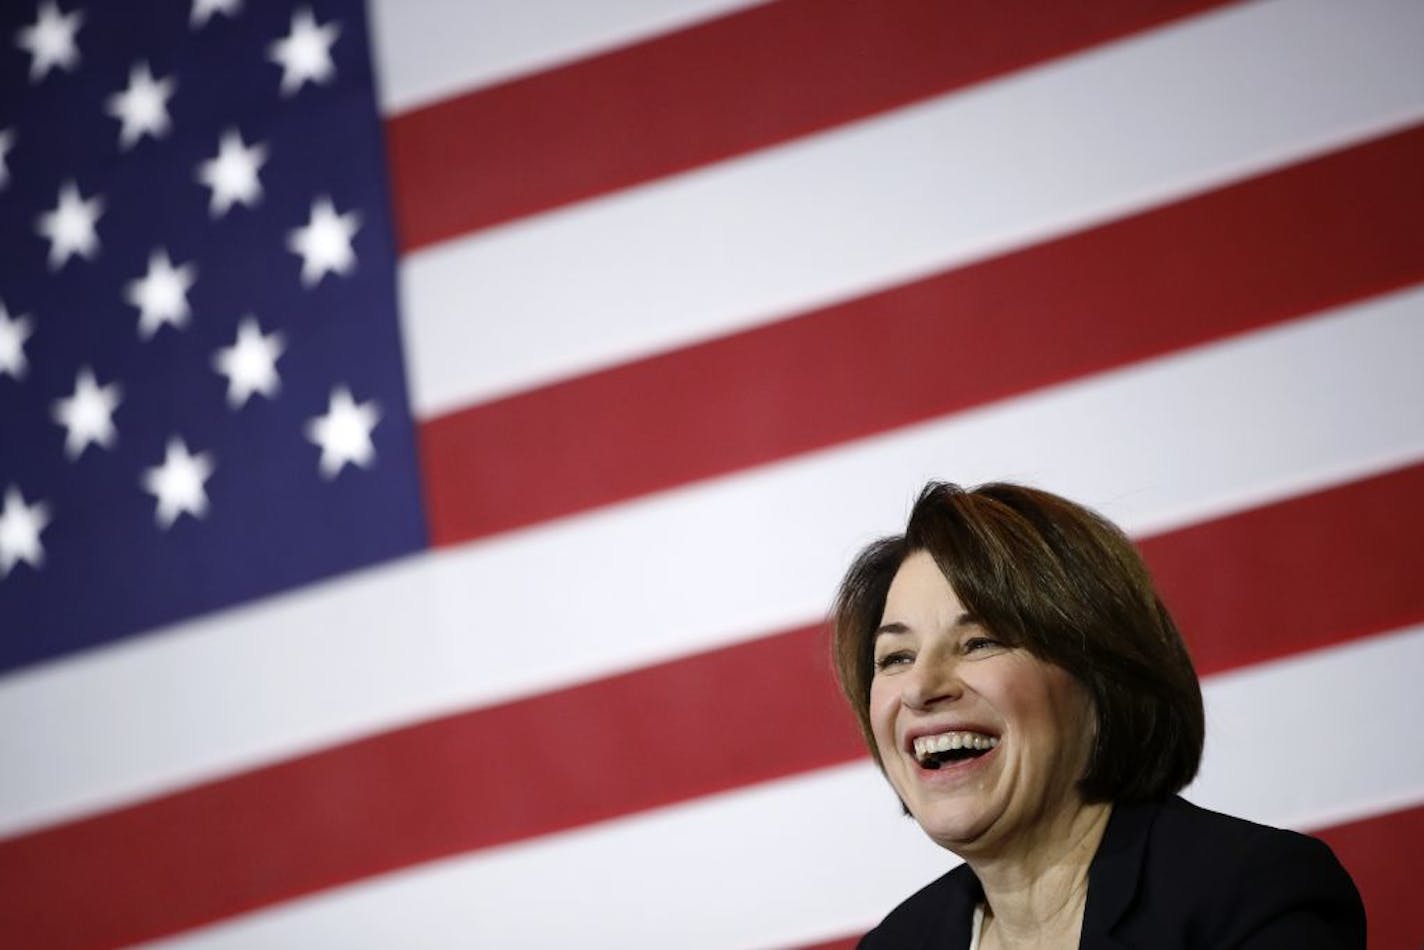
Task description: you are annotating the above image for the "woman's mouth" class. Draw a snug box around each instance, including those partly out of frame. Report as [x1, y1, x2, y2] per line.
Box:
[912, 730, 999, 770]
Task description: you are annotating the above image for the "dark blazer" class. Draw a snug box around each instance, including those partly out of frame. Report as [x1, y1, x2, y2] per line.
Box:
[858, 796, 1364, 949]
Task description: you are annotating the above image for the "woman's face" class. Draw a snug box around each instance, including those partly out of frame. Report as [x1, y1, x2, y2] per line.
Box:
[868, 551, 1096, 855]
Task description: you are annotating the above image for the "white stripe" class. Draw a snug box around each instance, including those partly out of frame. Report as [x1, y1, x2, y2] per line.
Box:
[147, 626, 1424, 949]
[3, 290, 1421, 837]
[369, 0, 772, 112]
[400, 0, 1424, 415]
[1192, 628, 1424, 832]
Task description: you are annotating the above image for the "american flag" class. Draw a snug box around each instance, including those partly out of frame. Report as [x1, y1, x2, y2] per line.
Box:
[0, 0, 1420, 946]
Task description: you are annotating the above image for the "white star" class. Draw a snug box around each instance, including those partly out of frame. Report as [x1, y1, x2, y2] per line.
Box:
[15, 1, 83, 83]
[36, 180, 102, 270]
[142, 436, 214, 529]
[305, 385, 379, 479]
[197, 128, 266, 217]
[0, 128, 14, 189]
[106, 61, 176, 150]
[126, 248, 196, 339]
[288, 196, 359, 286]
[268, 7, 339, 96]
[0, 486, 50, 577]
[0, 301, 34, 380]
[52, 366, 121, 459]
[213, 316, 283, 408]
[191, 0, 242, 28]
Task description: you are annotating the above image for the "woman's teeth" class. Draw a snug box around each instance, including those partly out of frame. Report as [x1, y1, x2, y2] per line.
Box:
[912, 731, 999, 763]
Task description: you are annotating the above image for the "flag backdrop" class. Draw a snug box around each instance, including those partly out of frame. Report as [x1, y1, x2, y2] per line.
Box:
[0, 0, 1421, 946]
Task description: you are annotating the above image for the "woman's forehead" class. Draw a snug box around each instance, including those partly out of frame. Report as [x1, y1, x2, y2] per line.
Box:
[879, 551, 973, 630]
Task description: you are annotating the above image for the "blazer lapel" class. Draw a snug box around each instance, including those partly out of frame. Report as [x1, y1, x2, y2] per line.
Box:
[1079, 799, 1161, 949]
[925, 863, 984, 950]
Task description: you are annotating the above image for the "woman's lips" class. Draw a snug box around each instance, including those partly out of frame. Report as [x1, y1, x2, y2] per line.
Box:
[910, 738, 999, 780]
[911, 730, 999, 763]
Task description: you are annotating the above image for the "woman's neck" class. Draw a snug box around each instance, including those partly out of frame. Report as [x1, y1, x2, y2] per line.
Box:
[966, 800, 1112, 949]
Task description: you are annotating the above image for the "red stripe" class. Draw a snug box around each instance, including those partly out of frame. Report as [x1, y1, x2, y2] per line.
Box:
[1143, 464, 1424, 677]
[807, 804, 1424, 949]
[2, 465, 1419, 946]
[419, 124, 1424, 547]
[1313, 804, 1424, 949]
[0, 626, 861, 947]
[385, 0, 1238, 250]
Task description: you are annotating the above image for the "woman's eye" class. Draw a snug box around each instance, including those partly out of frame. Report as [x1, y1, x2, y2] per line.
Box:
[964, 636, 1002, 653]
[874, 651, 912, 672]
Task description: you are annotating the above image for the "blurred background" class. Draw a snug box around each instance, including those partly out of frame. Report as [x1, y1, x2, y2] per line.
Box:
[0, 0, 1421, 946]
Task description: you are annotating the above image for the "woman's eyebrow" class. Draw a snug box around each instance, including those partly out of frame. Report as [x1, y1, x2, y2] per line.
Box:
[873, 613, 975, 639]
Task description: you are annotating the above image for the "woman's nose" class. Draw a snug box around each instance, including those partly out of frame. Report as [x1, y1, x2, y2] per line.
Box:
[901, 656, 962, 710]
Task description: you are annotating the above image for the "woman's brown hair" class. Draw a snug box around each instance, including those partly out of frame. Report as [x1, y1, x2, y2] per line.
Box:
[832, 481, 1203, 803]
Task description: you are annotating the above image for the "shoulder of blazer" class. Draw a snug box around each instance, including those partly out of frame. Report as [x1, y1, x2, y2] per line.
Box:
[1085, 796, 1365, 948]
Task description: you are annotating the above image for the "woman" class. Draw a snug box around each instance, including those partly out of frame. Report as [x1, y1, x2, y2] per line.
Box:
[833, 482, 1363, 949]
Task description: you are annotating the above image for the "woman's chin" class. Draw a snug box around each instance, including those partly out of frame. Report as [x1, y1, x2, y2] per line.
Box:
[906, 797, 1000, 852]
[895, 750, 1004, 848]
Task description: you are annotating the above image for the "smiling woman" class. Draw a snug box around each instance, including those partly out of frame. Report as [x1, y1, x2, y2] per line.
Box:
[832, 482, 1365, 949]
